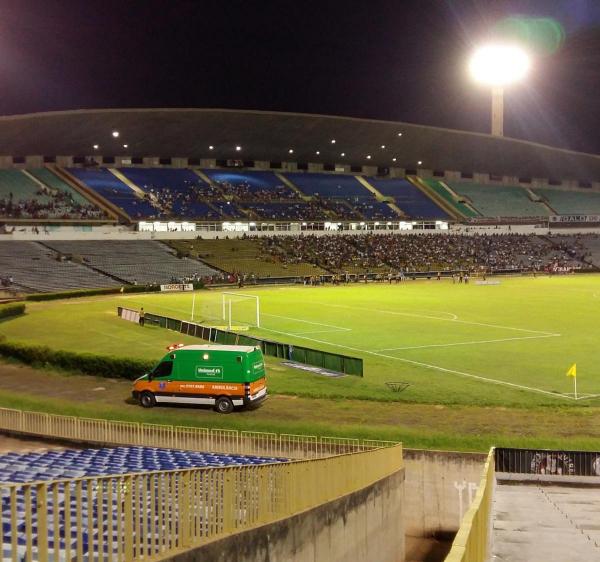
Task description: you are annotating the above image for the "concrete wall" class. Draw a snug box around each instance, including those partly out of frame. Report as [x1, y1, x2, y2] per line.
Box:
[403, 449, 486, 539]
[161, 468, 405, 562]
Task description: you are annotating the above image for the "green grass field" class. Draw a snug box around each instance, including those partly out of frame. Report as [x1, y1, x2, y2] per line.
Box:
[2, 274, 600, 451]
[2, 274, 599, 409]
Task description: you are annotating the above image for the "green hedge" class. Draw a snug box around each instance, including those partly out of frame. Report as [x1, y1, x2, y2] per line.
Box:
[0, 339, 154, 380]
[25, 284, 162, 302]
[0, 303, 26, 319]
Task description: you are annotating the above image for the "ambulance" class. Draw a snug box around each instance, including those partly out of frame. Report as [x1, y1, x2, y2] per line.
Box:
[132, 344, 268, 414]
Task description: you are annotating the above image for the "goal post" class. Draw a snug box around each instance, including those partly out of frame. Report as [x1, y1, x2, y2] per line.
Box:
[221, 292, 260, 330]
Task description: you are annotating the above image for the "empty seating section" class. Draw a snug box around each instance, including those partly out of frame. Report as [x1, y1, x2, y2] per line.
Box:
[0, 242, 119, 292]
[367, 178, 448, 219]
[45, 240, 219, 284]
[448, 183, 549, 217]
[0, 446, 287, 484]
[534, 189, 600, 215]
[68, 168, 161, 219]
[285, 173, 367, 197]
[0, 446, 287, 558]
[119, 168, 222, 219]
[203, 170, 297, 197]
[421, 179, 479, 218]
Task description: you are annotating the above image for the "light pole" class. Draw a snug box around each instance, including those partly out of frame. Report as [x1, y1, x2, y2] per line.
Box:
[469, 44, 531, 137]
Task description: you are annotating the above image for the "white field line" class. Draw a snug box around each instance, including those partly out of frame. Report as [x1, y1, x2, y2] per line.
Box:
[574, 394, 600, 401]
[258, 326, 576, 401]
[377, 334, 561, 352]
[311, 301, 559, 336]
[262, 312, 351, 331]
[292, 329, 351, 335]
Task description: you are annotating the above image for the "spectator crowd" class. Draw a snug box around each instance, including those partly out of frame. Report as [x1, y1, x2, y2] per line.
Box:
[260, 233, 590, 273]
[0, 189, 105, 220]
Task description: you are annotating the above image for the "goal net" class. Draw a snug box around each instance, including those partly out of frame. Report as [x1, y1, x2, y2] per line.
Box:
[189, 291, 260, 330]
[221, 293, 260, 330]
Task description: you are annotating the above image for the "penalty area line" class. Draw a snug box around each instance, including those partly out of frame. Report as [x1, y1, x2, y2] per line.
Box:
[311, 301, 559, 337]
[262, 312, 352, 331]
[258, 327, 575, 401]
[377, 333, 561, 352]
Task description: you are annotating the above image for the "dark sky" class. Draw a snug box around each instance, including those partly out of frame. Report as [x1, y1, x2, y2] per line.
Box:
[0, 0, 599, 153]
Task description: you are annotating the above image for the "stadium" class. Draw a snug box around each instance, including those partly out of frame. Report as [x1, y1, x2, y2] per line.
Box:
[1, 4, 600, 562]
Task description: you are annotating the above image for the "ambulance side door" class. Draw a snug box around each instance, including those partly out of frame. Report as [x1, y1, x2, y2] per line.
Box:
[151, 360, 178, 397]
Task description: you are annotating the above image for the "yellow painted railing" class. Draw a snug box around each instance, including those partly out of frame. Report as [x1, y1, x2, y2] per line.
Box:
[0, 408, 403, 562]
[445, 448, 495, 562]
[0, 407, 397, 459]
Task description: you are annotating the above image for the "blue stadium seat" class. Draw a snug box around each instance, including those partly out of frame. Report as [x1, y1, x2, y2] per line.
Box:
[284, 173, 368, 197]
[366, 178, 449, 219]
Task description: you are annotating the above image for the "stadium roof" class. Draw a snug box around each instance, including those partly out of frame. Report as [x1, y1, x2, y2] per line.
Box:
[0, 108, 599, 182]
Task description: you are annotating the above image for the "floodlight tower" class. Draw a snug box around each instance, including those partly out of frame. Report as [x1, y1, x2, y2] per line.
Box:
[469, 44, 531, 136]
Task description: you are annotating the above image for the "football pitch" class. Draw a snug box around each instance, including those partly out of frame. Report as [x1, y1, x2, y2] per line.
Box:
[121, 274, 600, 406]
[2, 274, 600, 408]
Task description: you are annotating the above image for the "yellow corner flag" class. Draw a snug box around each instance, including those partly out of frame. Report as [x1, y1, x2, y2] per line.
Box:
[566, 363, 577, 378]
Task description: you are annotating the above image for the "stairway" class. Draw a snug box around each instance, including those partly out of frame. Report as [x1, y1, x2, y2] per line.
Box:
[355, 176, 406, 217]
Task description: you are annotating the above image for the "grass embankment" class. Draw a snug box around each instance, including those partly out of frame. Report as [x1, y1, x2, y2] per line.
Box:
[1, 363, 600, 452]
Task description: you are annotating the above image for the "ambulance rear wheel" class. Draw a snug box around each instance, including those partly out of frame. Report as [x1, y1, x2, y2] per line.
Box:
[215, 396, 234, 414]
[140, 391, 156, 408]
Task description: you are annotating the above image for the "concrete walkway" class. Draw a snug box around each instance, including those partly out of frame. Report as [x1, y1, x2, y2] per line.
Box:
[491, 482, 600, 561]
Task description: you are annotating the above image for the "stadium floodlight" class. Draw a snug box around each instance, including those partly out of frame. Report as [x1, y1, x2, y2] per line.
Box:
[366, 155, 372, 160]
[235, 145, 242, 151]
[93, 144, 99, 150]
[392, 157, 397, 162]
[417, 160, 423, 166]
[341, 152, 345, 157]
[469, 44, 531, 136]
[112, 130, 120, 138]
[381, 145, 385, 149]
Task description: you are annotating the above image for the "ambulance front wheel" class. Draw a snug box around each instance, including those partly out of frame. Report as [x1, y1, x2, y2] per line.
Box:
[140, 391, 156, 408]
[215, 396, 234, 414]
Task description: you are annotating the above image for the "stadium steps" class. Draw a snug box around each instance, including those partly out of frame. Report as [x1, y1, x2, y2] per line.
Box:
[336, 198, 365, 219]
[27, 168, 97, 209]
[36, 242, 130, 284]
[193, 169, 222, 190]
[158, 240, 230, 275]
[52, 167, 126, 222]
[417, 178, 480, 219]
[108, 168, 149, 199]
[192, 170, 253, 219]
[355, 176, 406, 217]
[20, 169, 53, 194]
[407, 177, 465, 220]
[526, 187, 557, 215]
[108, 168, 168, 215]
[274, 173, 311, 200]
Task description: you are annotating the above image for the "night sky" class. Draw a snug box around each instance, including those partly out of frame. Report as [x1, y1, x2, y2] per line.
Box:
[0, 0, 599, 153]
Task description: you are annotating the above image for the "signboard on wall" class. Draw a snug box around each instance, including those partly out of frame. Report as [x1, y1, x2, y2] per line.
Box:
[160, 283, 194, 292]
[549, 215, 600, 223]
